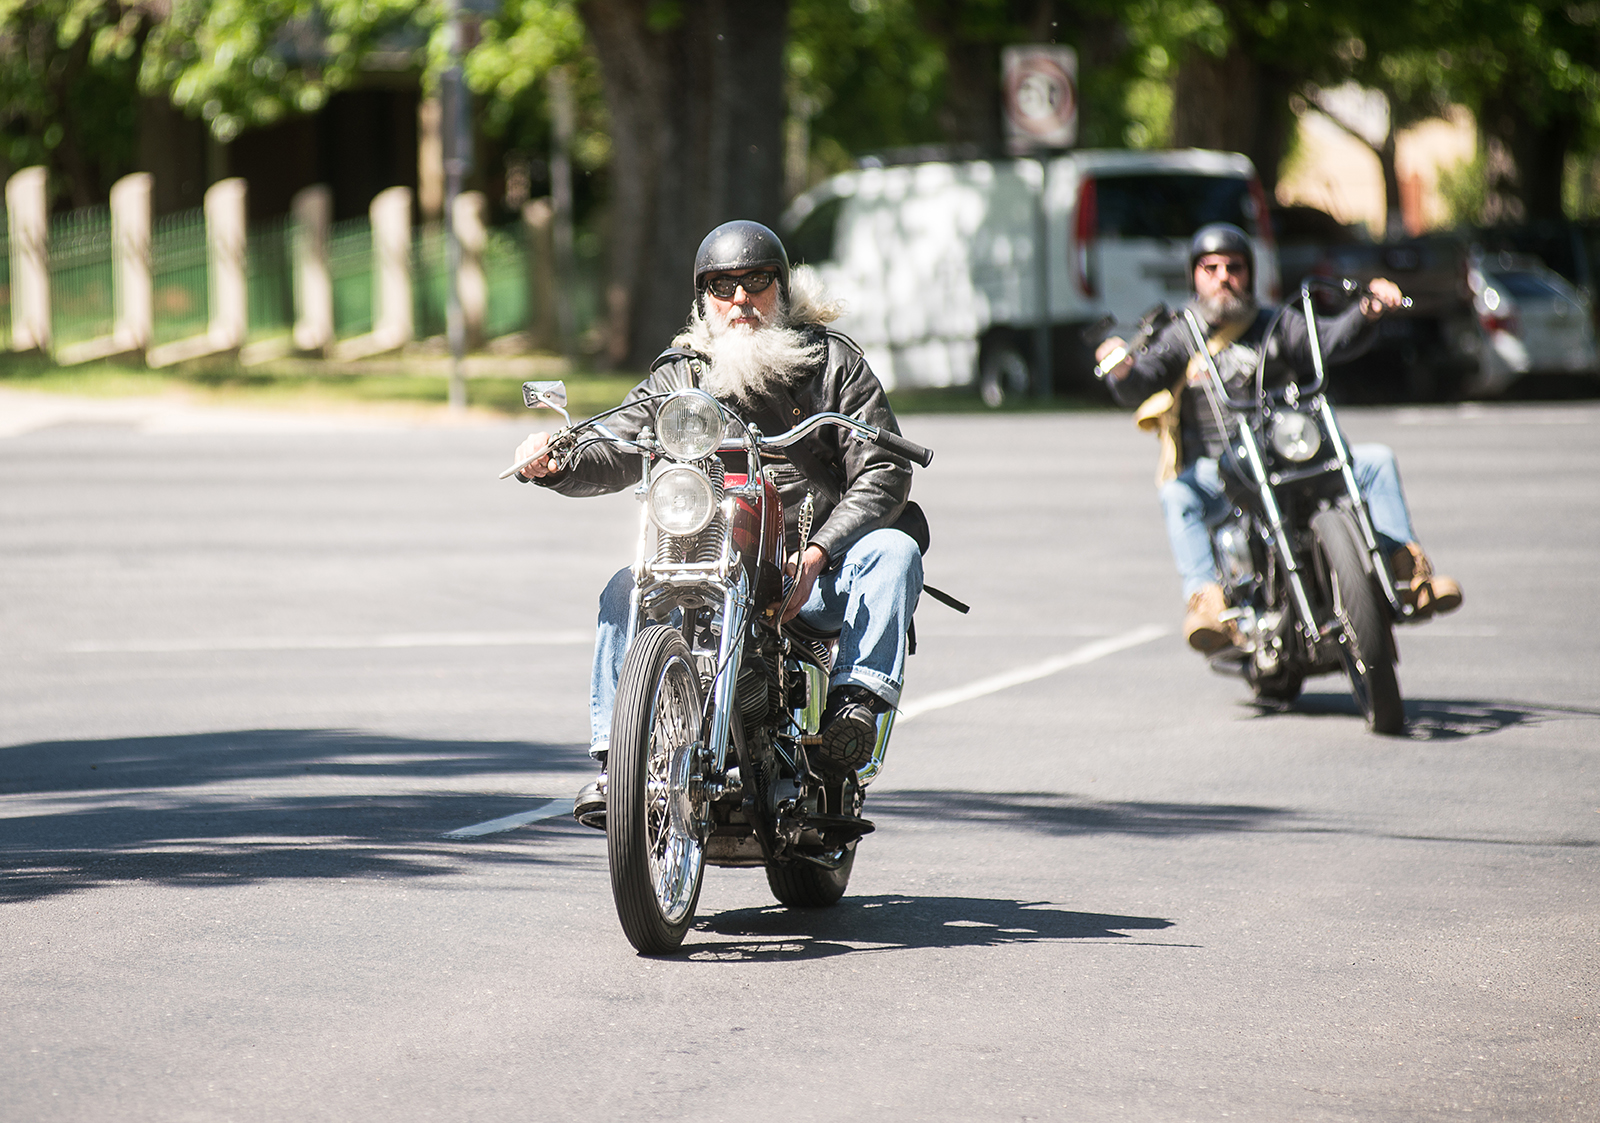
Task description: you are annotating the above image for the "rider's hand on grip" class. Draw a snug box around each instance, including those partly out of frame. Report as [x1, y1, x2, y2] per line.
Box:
[501, 431, 558, 480]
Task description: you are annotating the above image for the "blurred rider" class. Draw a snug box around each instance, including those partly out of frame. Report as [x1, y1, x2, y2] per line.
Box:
[511, 220, 925, 827]
[1096, 222, 1462, 653]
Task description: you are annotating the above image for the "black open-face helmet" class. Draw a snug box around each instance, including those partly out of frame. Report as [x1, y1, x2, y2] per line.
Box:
[1189, 222, 1254, 288]
[694, 220, 790, 304]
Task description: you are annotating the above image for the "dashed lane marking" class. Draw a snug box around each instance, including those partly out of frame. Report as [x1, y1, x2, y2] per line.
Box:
[442, 799, 575, 839]
[897, 624, 1169, 722]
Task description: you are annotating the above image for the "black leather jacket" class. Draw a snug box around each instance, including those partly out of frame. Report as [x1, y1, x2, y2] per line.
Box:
[535, 326, 915, 564]
[1110, 301, 1377, 462]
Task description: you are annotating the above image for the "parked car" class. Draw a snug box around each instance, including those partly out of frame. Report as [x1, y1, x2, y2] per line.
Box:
[1463, 251, 1598, 396]
[781, 148, 1279, 403]
[1473, 221, 1600, 322]
[1303, 234, 1481, 402]
[1270, 203, 1368, 294]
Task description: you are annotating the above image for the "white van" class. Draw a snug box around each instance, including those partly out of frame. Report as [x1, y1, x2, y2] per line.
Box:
[781, 148, 1279, 402]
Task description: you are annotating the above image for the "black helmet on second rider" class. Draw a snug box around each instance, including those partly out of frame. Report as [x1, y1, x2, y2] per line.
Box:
[694, 220, 790, 310]
[1189, 222, 1254, 288]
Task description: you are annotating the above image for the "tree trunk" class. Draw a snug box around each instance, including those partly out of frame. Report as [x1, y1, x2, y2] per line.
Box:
[579, 0, 789, 370]
[1171, 44, 1295, 201]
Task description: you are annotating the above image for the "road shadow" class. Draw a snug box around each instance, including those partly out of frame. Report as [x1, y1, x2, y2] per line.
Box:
[0, 729, 597, 904]
[0, 728, 590, 795]
[1253, 693, 1600, 740]
[866, 789, 1292, 837]
[686, 894, 1181, 961]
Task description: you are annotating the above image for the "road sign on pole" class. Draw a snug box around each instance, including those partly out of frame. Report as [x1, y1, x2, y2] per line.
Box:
[1002, 46, 1078, 153]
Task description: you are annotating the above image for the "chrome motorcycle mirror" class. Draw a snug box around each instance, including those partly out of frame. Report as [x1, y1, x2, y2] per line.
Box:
[523, 380, 572, 426]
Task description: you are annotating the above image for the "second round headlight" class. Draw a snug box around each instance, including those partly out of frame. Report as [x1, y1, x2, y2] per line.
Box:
[648, 464, 717, 536]
[1269, 411, 1322, 462]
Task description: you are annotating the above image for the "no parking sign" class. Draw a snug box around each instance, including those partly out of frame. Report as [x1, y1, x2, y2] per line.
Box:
[1002, 45, 1078, 151]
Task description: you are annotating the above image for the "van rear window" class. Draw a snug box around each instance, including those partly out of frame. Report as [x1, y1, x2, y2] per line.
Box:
[786, 196, 846, 265]
[1094, 175, 1256, 239]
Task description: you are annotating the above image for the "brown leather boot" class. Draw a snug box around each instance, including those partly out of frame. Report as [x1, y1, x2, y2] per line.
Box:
[1183, 584, 1235, 653]
[1390, 543, 1463, 620]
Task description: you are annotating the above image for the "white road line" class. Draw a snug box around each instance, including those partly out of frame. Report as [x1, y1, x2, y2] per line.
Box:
[442, 799, 574, 839]
[897, 624, 1169, 722]
[438, 625, 1168, 835]
[67, 630, 592, 654]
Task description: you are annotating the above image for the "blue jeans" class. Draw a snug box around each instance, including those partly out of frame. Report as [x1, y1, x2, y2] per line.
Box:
[1159, 443, 1418, 599]
[588, 528, 924, 756]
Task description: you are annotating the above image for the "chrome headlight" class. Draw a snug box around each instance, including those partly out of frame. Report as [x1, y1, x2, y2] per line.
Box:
[1268, 411, 1322, 462]
[656, 390, 724, 461]
[648, 463, 717, 536]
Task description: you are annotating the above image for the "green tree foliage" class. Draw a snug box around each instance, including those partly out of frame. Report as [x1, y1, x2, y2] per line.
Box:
[141, 0, 428, 143]
[0, 0, 149, 205]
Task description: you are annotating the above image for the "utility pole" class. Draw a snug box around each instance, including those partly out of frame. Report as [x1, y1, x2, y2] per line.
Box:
[548, 66, 577, 366]
[442, 0, 474, 411]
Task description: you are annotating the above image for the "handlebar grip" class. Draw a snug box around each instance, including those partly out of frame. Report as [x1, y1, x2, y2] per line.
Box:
[873, 427, 934, 468]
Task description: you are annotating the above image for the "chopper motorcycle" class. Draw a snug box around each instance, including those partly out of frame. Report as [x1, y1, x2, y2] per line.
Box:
[506, 380, 934, 954]
[1106, 278, 1415, 734]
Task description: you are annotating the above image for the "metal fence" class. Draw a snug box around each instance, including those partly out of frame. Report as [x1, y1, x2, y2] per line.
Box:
[485, 223, 528, 340]
[16, 197, 586, 360]
[247, 217, 293, 342]
[151, 208, 209, 346]
[48, 206, 114, 347]
[328, 216, 373, 339]
[413, 223, 447, 341]
[0, 218, 10, 350]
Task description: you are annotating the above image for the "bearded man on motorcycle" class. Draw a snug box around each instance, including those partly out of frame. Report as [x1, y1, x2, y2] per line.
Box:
[512, 220, 925, 826]
[1096, 222, 1462, 653]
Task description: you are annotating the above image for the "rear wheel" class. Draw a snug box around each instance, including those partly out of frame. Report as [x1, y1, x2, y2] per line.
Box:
[1310, 508, 1404, 734]
[1249, 666, 1305, 705]
[766, 846, 856, 907]
[607, 624, 706, 954]
[979, 343, 1031, 408]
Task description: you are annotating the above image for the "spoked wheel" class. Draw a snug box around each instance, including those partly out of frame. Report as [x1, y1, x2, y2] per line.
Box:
[1310, 508, 1405, 735]
[607, 624, 707, 954]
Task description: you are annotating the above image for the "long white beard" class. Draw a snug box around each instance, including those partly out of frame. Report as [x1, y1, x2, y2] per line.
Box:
[682, 302, 824, 410]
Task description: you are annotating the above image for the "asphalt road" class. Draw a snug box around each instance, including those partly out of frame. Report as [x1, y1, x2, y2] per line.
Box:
[2, 395, 1596, 1122]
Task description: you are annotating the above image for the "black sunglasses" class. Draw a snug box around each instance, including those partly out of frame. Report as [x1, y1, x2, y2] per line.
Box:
[703, 270, 777, 299]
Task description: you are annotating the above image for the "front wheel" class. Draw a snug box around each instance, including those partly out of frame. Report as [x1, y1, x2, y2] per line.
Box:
[1310, 508, 1405, 734]
[607, 624, 707, 954]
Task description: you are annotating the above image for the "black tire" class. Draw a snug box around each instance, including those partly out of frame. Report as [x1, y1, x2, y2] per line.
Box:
[1250, 667, 1305, 705]
[766, 845, 856, 908]
[1309, 508, 1405, 734]
[607, 624, 706, 954]
[979, 343, 1031, 408]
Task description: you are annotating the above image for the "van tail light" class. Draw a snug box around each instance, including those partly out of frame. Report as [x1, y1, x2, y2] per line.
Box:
[1074, 176, 1097, 297]
[1247, 175, 1279, 302]
[1480, 309, 1520, 336]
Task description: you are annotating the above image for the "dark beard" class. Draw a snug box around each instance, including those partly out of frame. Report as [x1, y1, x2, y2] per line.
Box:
[1196, 288, 1258, 327]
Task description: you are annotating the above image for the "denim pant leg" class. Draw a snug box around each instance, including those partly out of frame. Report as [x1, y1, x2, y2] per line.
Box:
[589, 567, 634, 758]
[1350, 443, 1417, 556]
[797, 529, 924, 707]
[1159, 458, 1230, 600]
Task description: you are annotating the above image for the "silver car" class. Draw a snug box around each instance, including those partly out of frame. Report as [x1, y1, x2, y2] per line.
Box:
[1465, 252, 1598, 395]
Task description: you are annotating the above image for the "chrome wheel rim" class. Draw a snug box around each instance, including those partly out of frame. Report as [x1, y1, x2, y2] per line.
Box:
[644, 654, 704, 924]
